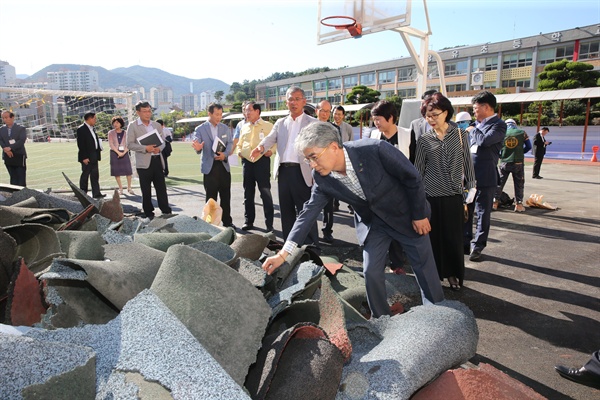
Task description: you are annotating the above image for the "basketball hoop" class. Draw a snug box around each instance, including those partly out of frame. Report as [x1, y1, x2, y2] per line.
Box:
[320, 15, 362, 37]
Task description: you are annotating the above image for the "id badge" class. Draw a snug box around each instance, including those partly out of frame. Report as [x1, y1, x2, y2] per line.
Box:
[118, 145, 125, 151]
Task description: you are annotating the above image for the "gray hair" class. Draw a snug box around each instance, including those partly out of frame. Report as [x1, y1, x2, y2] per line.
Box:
[286, 86, 305, 98]
[295, 121, 342, 154]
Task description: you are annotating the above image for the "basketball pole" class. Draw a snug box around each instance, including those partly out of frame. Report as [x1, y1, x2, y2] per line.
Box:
[394, 0, 446, 98]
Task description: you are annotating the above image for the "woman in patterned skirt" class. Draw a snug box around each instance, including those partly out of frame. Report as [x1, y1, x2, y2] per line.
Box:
[414, 93, 476, 291]
[108, 116, 134, 195]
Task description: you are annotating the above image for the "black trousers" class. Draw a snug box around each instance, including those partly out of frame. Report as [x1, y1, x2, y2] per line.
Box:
[242, 157, 274, 228]
[5, 164, 26, 187]
[204, 161, 232, 226]
[79, 160, 101, 197]
[277, 164, 318, 245]
[137, 156, 171, 218]
[533, 153, 544, 177]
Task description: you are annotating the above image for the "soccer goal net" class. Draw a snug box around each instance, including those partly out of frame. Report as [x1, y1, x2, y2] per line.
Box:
[0, 87, 135, 190]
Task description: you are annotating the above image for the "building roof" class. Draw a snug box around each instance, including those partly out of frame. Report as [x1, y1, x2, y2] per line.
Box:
[448, 87, 600, 106]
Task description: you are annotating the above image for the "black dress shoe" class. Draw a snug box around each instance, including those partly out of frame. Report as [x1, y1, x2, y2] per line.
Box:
[322, 232, 334, 243]
[224, 223, 236, 229]
[93, 193, 106, 199]
[469, 248, 482, 261]
[555, 365, 600, 389]
[241, 224, 254, 231]
[266, 226, 274, 233]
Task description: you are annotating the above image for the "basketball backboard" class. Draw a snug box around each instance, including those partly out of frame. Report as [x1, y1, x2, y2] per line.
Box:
[317, 0, 411, 45]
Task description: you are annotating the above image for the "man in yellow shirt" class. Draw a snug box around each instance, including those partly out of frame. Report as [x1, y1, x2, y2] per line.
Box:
[236, 102, 276, 232]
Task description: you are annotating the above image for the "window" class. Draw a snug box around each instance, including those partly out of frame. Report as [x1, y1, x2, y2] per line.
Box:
[304, 90, 313, 98]
[501, 79, 531, 88]
[398, 67, 415, 82]
[444, 60, 468, 76]
[344, 75, 358, 87]
[278, 86, 288, 96]
[378, 70, 395, 84]
[579, 41, 600, 60]
[314, 80, 327, 91]
[502, 51, 533, 69]
[427, 64, 439, 78]
[446, 83, 467, 92]
[472, 57, 498, 72]
[538, 45, 574, 65]
[360, 73, 375, 85]
[397, 88, 416, 99]
[328, 78, 341, 89]
[483, 82, 497, 89]
[268, 102, 277, 111]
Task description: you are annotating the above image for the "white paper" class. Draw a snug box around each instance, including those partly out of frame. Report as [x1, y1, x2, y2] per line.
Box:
[212, 136, 226, 154]
[470, 144, 478, 153]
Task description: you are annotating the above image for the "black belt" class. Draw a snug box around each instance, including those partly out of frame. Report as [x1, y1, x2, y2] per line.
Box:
[280, 162, 300, 168]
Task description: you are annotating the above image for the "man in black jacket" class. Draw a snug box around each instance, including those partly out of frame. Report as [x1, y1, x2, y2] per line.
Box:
[0, 110, 27, 186]
[76, 112, 104, 199]
[532, 126, 551, 179]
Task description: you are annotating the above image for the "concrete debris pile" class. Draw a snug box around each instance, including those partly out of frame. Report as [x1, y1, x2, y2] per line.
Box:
[1, 184, 479, 400]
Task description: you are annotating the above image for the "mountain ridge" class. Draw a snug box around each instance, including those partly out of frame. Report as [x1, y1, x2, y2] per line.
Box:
[21, 64, 230, 102]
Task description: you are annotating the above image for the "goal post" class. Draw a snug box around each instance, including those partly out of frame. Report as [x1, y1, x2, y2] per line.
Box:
[0, 87, 135, 142]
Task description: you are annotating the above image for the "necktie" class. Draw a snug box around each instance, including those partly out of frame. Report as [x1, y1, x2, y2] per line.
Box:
[8, 128, 11, 138]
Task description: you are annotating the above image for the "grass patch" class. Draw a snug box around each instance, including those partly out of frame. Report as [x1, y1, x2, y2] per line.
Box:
[17, 141, 244, 191]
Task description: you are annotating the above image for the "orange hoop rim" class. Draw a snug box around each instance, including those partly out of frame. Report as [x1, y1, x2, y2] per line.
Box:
[320, 15, 357, 30]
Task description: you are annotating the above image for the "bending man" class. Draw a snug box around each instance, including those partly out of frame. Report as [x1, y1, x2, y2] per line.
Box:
[262, 122, 444, 318]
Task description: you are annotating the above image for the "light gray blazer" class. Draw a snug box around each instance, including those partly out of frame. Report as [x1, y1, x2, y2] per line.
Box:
[337, 121, 354, 143]
[126, 119, 165, 169]
[259, 113, 317, 187]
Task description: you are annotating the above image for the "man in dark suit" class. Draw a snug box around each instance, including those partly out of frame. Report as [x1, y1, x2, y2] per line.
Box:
[76, 112, 104, 199]
[465, 91, 507, 261]
[261, 121, 444, 318]
[0, 110, 27, 186]
[532, 127, 551, 179]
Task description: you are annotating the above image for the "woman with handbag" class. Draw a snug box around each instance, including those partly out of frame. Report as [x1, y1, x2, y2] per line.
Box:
[414, 93, 476, 291]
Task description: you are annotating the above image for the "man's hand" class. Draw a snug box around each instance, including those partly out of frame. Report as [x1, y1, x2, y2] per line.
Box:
[146, 144, 160, 154]
[264, 150, 273, 157]
[250, 146, 263, 161]
[3, 147, 13, 157]
[214, 152, 226, 161]
[262, 252, 287, 275]
[192, 140, 204, 152]
[82, 158, 90, 165]
[412, 218, 431, 235]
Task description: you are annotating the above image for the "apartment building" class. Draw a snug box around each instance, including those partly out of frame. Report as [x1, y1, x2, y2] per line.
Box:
[255, 24, 600, 110]
[47, 69, 99, 91]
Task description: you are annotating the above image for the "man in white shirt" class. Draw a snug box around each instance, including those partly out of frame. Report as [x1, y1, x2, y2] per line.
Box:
[250, 86, 319, 247]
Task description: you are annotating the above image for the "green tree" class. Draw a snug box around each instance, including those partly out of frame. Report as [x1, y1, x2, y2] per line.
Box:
[346, 85, 380, 104]
[234, 91, 247, 102]
[214, 90, 224, 102]
[94, 112, 113, 138]
[537, 59, 600, 91]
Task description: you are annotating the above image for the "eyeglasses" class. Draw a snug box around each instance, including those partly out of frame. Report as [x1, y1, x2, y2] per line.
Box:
[303, 146, 328, 165]
[425, 111, 445, 120]
[287, 97, 305, 103]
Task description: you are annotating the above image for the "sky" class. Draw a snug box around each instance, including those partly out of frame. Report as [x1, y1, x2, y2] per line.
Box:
[1, 0, 599, 86]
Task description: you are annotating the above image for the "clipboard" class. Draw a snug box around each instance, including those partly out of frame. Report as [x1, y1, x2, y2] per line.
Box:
[137, 129, 164, 146]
